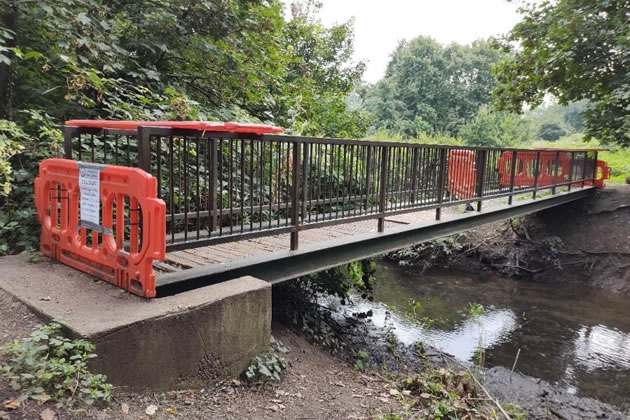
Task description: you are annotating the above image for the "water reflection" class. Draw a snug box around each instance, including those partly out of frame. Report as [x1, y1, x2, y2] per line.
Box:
[358, 261, 630, 408]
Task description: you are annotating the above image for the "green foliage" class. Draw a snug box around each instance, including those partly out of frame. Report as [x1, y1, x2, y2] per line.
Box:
[0, 0, 369, 255]
[459, 105, 531, 147]
[0, 120, 26, 196]
[361, 37, 505, 138]
[493, 0, 630, 146]
[354, 349, 368, 371]
[500, 403, 526, 420]
[524, 101, 588, 139]
[400, 369, 481, 419]
[380, 411, 403, 420]
[273, 259, 376, 354]
[0, 111, 62, 255]
[538, 123, 566, 142]
[389, 235, 465, 272]
[243, 336, 290, 382]
[1, 322, 112, 408]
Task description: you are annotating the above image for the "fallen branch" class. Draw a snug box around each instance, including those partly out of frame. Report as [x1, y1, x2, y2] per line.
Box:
[491, 263, 545, 274]
[579, 248, 630, 257]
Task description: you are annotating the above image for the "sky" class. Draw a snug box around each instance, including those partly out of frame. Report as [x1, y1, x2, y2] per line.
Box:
[311, 0, 523, 83]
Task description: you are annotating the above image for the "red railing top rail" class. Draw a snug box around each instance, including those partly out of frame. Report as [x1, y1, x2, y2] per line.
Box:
[65, 120, 284, 135]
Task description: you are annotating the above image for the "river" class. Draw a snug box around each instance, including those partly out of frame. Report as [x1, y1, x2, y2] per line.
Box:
[343, 261, 630, 409]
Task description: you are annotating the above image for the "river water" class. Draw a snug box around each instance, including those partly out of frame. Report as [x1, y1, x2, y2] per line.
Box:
[350, 261, 630, 409]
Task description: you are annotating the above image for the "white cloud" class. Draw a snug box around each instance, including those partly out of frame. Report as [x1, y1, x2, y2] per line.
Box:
[308, 0, 522, 83]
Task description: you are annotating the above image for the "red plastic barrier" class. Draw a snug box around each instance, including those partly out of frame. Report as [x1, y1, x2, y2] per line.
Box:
[34, 159, 166, 298]
[65, 120, 284, 135]
[447, 150, 477, 200]
[497, 151, 570, 187]
[593, 160, 611, 188]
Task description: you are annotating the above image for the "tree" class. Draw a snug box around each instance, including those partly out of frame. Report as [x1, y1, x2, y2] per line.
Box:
[458, 105, 531, 147]
[0, 0, 369, 255]
[538, 123, 565, 141]
[493, 0, 630, 146]
[361, 37, 504, 138]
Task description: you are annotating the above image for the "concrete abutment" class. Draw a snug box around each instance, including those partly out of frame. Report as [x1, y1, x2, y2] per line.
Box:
[0, 254, 271, 390]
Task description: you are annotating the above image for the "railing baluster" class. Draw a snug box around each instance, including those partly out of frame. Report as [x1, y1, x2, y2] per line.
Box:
[209, 138, 217, 233]
[567, 151, 574, 192]
[291, 141, 301, 250]
[533, 150, 541, 199]
[302, 142, 309, 222]
[365, 146, 372, 212]
[435, 148, 446, 220]
[476, 150, 487, 211]
[508, 150, 517, 205]
[552, 150, 560, 195]
[378, 146, 389, 232]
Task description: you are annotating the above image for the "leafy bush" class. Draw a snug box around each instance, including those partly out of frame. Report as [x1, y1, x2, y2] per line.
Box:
[0, 111, 62, 255]
[388, 235, 466, 271]
[538, 122, 566, 141]
[1, 322, 112, 408]
[0, 120, 26, 196]
[458, 105, 531, 147]
[353, 349, 368, 371]
[242, 336, 289, 382]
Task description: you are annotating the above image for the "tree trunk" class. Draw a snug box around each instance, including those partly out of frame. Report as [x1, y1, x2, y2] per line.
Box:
[0, 5, 18, 120]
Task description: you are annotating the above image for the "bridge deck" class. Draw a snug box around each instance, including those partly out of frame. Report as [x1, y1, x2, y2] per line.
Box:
[158, 209, 434, 273]
[154, 187, 594, 295]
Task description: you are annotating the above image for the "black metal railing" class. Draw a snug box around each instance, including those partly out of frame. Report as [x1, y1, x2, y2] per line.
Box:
[63, 126, 599, 252]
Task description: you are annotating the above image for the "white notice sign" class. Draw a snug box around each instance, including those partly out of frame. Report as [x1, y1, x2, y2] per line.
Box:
[78, 164, 102, 228]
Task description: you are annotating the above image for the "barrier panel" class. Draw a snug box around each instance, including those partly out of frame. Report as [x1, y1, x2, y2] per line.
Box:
[497, 151, 570, 187]
[447, 150, 477, 200]
[593, 160, 611, 188]
[34, 159, 166, 298]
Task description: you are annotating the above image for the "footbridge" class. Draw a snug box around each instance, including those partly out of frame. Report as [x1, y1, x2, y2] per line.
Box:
[36, 121, 610, 298]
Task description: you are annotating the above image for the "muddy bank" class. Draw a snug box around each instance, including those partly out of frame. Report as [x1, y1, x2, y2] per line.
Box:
[310, 291, 629, 419]
[389, 184, 630, 295]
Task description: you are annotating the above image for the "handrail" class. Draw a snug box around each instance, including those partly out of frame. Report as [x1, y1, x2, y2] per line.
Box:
[62, 125, 608, 253]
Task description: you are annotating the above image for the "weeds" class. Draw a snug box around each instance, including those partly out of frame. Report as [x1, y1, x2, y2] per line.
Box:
[243, 336, 290, 382]
[354, 349, 369, 371]
[1, 322, 112, 408]
[388, 235, 466, 271]
[467, 303, 486, 368]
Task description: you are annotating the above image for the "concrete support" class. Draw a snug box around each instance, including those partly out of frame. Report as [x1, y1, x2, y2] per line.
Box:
[0, 254, 271, 390]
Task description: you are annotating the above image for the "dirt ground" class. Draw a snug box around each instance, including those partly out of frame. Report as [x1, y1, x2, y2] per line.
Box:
[0, 288, 405, 420]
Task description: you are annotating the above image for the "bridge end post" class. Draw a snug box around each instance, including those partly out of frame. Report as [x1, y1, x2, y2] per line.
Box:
[378, 146, 389, 232]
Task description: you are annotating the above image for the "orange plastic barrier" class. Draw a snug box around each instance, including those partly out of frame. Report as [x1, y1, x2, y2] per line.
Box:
[65, 120, 284, 135]
[497, 151, 570, 187]
[447, 150, 477, 200]
[593, 160, 611, 188]
[34, 159, 166, 298]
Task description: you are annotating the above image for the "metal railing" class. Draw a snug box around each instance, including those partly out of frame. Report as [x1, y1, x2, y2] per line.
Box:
[63, 126, 599, 252]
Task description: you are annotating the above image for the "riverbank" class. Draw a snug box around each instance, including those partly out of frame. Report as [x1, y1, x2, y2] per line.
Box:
[2, 278, 629, 419]
[0, 288, 491, 420]
[389, 184, 630, 295]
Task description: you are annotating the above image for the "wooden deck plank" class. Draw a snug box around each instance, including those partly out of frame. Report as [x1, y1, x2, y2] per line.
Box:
[162, 207, 447, 272]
